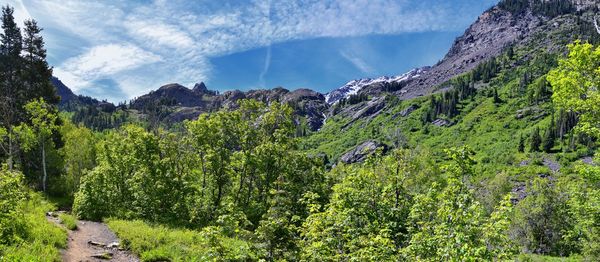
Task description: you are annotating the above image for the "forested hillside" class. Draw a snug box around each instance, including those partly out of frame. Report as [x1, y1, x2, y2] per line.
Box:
[1, 0, 600, 261]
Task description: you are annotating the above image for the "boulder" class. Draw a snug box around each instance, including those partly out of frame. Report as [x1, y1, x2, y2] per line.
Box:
[91, 252, 113, 260]
[351, 97, 385, 121]
[393, 104, 419, 118]
[340, 140, 387, 164]
[432, 119, 451, 127]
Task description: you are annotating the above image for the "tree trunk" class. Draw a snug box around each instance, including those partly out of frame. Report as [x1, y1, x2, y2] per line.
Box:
[42, 141, 47, 192]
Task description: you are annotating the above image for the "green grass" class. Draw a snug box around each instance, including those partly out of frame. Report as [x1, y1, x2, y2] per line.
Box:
[107, 219, 258, 262]
[58, 213, 78, 230]
[0, 193, 67, 262]
[517, 254, 584, 262]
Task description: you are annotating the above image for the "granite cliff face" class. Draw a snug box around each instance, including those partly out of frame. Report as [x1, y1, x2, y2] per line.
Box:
[396, 0, 599, 99]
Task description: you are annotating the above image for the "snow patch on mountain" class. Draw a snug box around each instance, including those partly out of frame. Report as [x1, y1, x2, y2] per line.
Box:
[325, 67, 429, 104]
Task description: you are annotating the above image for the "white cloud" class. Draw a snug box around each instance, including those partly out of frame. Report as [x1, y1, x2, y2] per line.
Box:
[55, 43, 162, 91]
[14, 0, 497, 101]
[258, 45, 272, 88]
[4, 0, 32, 27]
[65, 44, 161, 77]
[27, 0, 126, 42]
[125, 19, 195, 50]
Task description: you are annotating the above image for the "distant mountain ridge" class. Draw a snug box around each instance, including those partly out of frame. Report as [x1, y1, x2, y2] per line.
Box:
[324, 67, 429, 104]
[52, 77, 111, 110]
[52, 0, 600, 131]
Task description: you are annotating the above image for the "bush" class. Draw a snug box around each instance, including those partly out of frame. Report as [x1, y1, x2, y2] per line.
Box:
[73, 165, 111, 221]
[0, 169, 27, 245]
[0, 169, 67, 261]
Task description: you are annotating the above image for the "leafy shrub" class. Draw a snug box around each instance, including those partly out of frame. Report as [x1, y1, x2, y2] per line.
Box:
[0, 170, 67, 261]
[0, 169, 27, 245]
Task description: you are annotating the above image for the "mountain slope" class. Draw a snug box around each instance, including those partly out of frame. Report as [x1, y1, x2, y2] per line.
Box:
[302, 0, 600, 163]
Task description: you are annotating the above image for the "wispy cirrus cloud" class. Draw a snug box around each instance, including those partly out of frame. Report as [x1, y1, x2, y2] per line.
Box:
[54, 44, 162, 95]
[10, 0, 498, 101]
[340, 50, 374, 74]
[61, 44, 162, 80]
[125, 20, 195, 50]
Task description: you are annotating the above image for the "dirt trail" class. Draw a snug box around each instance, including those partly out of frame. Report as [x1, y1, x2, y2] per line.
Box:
[48, 215, 139, 262]
[63, 220, 139, 262]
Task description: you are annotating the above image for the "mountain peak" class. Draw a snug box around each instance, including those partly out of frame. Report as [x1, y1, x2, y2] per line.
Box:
[51, 77, 76, 105]
[157, 83, 187, 91]
[324, 67, 428, 104]
[192, 82, 208, 92]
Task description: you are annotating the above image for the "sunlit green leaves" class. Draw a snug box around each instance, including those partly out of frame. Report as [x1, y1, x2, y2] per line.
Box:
[548, 41, 600, 138]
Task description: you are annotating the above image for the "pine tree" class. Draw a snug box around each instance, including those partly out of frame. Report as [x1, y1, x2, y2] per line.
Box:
[542, 116, 556, 153]
[0, 5, 23, 170]
[518, 134, 525, 153]
[530, 127, 541, 152]
[22, 19, 58, 105]
[493, 87, 501, 103]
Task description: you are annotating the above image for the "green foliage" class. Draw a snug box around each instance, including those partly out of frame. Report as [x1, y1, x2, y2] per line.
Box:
[548, 41, 600, 138]
[498, 0, 530, 15]
[300, 150, 425, 261]
[527, 76, 552, 105]
[543, 116, 556, 153]
[404, 147, 516, 261]
[108, 219, 258, 261]
[337, 93, 369, 106]
[0, 168, 27, 244]
[2, 3, 598, 259]
[562, 158, 600, 260]
[70, 104, 132, 131]
[59, 118, 96, 198]
[16, 98, 60, 192]
[530, 127, 542, 152]
[58, 213, 78, 230]
[0, 169, 67, 261]
[74, 100, 326, 239]
[511, 177, 575, 256]
[519, 134, 526, 152]
[74, 125, 196, 223]
[1, 5, 58, 175]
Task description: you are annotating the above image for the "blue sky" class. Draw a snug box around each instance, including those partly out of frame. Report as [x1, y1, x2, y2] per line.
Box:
[7, 0, 498, 102]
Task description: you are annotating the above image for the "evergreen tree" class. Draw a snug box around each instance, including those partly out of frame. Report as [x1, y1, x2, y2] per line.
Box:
[518, 134, 525, 153]
[0, 5, 22, 170]
[22, 19, 58, 105]
[493, 87, 501, 103]
[530, 127, 541, 152]
[543, 116, 556, 153]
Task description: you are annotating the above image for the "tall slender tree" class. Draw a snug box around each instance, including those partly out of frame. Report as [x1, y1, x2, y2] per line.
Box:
[0, 5, 23, 170]
[22, 19, 58, 105]
[17, 98, 58, 192]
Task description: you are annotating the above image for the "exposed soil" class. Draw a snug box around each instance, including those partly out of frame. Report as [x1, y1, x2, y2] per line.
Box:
[47, 215, 139, 262]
